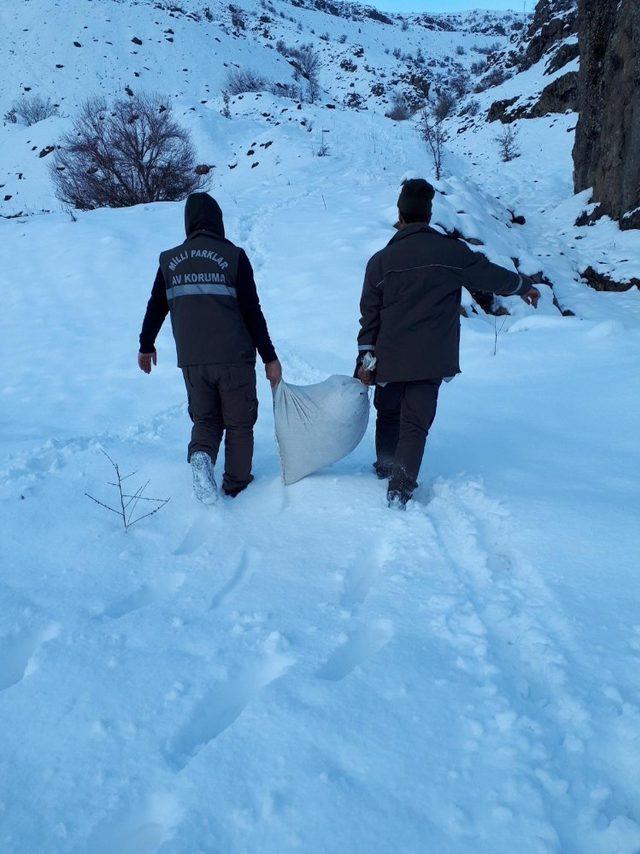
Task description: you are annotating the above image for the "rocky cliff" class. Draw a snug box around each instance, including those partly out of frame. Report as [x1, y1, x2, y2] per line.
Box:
[521, 0, 577, 71]
[573, 0, 640, 228]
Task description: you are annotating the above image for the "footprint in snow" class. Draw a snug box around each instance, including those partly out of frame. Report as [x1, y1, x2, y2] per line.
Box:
[77, 792, 180, 854]
[101, 574, 184, 619]
[316, 619, 394, 682]
[0, 622, 60, 692]
[209, 546, 258, 610]
[164, 647, 292, 772]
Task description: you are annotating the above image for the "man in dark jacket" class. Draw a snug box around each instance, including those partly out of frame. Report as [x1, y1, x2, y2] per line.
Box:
[357, 178, 540, 508]
[138, 192, 281, 503]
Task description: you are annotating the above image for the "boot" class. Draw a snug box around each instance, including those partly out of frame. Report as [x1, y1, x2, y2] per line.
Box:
[387, 487, 410, 510]
[190, 451, 217, 505]
[373, 461, 393, 480]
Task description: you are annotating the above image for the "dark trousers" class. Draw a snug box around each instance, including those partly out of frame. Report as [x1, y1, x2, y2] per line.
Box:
[182, 363, 258, 494]
[374, 379, 441, 496]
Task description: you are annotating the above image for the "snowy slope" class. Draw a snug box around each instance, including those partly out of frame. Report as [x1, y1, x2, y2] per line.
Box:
[0, 0, 517, 216]
[1, 1, 640, 852]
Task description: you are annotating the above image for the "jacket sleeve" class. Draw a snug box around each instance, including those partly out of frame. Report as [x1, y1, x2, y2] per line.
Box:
[236, 250, 277, 364]
[462, 247, 532, 297]
[139, 267, 169, 353]
[357, 256, 383, 360]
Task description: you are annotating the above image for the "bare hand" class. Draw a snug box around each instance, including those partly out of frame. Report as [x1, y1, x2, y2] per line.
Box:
[266, 359, 282, 389]
[357, 366, 376, 386]
[521, 286, 541, 308]
[138, 351, 157, 374]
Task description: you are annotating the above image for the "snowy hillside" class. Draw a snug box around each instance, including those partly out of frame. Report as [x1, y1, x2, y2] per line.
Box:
[1, 0, 640, 852]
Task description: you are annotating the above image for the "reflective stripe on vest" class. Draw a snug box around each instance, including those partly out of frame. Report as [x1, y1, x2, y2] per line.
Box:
[166, 283, 238, 300]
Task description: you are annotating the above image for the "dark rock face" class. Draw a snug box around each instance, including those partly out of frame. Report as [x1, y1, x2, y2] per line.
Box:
[545, 40, 579, 74]
[531, 71, 578, 114]
[573, 0, 640, 226]
[521, 0, 577, 71]
[581, 266, 640, 292]
[488, 72, 578, 123]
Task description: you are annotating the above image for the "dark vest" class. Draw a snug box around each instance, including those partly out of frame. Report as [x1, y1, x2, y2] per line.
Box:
[159, 231, 254, 367]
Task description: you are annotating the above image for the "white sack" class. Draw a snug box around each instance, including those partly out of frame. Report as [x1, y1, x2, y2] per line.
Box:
[273, 375, 370, 485]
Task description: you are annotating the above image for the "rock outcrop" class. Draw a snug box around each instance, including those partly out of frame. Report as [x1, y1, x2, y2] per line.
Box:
[573, 0, 640, 226]
[521, 0, 577, 71]
[488, 0, 578, 124]
[488, 71, 578, 123]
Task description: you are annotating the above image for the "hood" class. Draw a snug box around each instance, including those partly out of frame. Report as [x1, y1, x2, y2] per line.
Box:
[184, 192, 225, 238]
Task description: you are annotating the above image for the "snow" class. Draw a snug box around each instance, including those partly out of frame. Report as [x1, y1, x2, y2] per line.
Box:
[1, 0, 640, 852]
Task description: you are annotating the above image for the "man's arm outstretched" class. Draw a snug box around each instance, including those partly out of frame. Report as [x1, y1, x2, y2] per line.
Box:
[463, 248, 541, 306]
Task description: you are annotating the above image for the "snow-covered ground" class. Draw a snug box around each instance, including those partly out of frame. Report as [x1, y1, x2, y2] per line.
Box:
[1, 1, 640, 852]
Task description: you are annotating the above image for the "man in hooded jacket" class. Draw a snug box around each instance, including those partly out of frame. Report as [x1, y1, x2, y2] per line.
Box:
[138, 192, 282, 503]
[357, 178, 541, 509]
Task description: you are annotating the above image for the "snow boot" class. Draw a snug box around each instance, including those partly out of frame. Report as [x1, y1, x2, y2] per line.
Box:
[223, 474, 254, 498]
[387, 487, 410, 510]
[373, 461, 393, 480]
[190, 451, 218, 505]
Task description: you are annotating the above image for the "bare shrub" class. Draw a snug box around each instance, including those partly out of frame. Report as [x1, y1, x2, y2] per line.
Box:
[470, 59, 488, 75]
[495, 125, 520, 162]
[221, 90, 231, 118]
[385, 91, 412, 121]
[475, 66, 508, 93]
[419, 113, 448, 180]
[6, 94, 59, 126]
[270, 81, 303, 100]
[225, 68, 268, 94]
[473, 41, 501, 56]
[289, 43, 321, 102]
[433, 89, 456, 122]
[85, 450, 170, 531]
[461, 98, 481, 117]
[50, 93, 206, 210]
[450, 70, 470, 99]
[229, 4, 245, 30]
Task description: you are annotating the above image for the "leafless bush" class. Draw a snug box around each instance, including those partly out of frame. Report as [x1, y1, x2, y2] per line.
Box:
[85, 450, 170, 531]
[50, 93, 206, 210]
[461, 98, 481, 117]
[290, 43, 321, 103]
[6, 94, 59, 126]
[385, 91, 412, 121]
[270, 81, 303, 100]
[434, 89, 456, 122]
[495, 125, 520, 162]
[470, 59, 488, 75]
[229, 4, 245, 30]
[475, 67, 508, 92]
[226, 68, 269, 95]
[419, 113, 448, 180]
[473, 41, 501, 55]
[449, 70, 470, 99]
